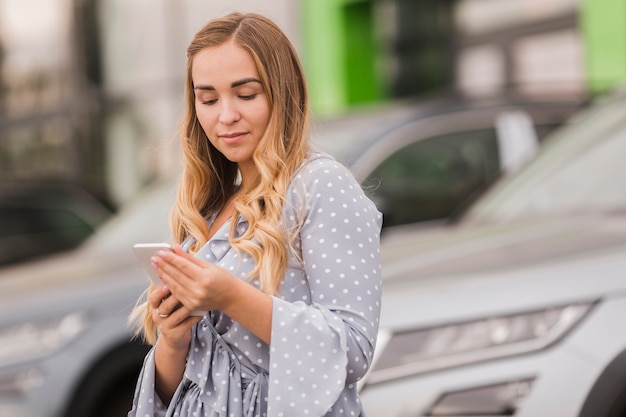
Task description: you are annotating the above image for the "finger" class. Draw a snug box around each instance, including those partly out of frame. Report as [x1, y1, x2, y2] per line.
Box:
[156, 268, 196, 311]
[153, 249, 217, 311]
[154, 252, 201, 290]
[156, 294, 183, 317]
[156, 317, 203, 346]
[148, 284, 171, 309]
[171, 245, 206, 268]
[154, 303, 201, 328]
[153, 297, 183, 321]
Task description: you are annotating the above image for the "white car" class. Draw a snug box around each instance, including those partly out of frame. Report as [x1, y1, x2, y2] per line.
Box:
[360, 88, 626, 417]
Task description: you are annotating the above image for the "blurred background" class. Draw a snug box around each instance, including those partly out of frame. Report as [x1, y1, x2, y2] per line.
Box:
[2, 1, 626, 417]
[1, 0, 623, 210]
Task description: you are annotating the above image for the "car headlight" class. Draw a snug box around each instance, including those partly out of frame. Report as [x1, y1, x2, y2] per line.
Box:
[0, 368, 44, 398]
[426, 378, 534, 416]
[367, 301, 595, 384]
[0, 312, 89, 367]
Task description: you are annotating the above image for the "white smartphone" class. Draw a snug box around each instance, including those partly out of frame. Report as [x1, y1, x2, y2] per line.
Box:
[133, 243, 173, 286]
[132, 243, 207, 317]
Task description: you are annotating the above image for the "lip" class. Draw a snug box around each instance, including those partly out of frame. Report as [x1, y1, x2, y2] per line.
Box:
[219, 132, 247, 143]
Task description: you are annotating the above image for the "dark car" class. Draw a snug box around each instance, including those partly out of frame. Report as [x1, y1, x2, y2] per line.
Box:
[0, 180, 113, 267]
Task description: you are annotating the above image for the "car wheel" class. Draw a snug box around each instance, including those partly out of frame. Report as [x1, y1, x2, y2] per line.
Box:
[62, 339, 150, 417]
[579, 349, 626, 417]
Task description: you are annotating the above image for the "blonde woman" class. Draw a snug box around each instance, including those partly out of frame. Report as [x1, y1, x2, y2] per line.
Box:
[128, 12, 382, 417]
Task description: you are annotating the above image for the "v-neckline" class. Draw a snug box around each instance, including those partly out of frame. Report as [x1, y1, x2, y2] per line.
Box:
[207, 198, 237, 240]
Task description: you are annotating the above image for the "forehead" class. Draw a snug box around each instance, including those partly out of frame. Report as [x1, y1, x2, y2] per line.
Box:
[191, 41, 260, 84]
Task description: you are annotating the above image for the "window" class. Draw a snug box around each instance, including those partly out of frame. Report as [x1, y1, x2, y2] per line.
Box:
[366, 128, 500, 228]
[0, 206, 95, 266]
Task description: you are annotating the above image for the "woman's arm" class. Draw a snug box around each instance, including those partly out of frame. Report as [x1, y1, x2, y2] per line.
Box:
[154, 338, 188, 403]
[267, 155, 383, 416]
[149, 285, 202, 404]
[293, 157, 383, 380]
[218, 274, 273, 343]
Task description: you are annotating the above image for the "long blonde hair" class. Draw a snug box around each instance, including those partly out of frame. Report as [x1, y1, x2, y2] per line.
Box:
[131, 12, 311, 344]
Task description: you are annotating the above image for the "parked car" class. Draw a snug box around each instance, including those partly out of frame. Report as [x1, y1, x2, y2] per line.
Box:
[0, 179, 174, 417]
[312, 93, 585, 229]
[0, 93, 585, 417]
[360, 87, 626, 417]
[0, 180, 113, 267]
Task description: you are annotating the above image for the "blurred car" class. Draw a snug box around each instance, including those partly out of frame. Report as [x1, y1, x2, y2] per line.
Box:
[359, 87, 626, 417]
[312, 93, 585, 229]
[0, 93, 585, 417]
[0, 180, 113, 267]
[0, 180, 175, 417]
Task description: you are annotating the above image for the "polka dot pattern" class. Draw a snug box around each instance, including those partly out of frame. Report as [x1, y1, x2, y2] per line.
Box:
[128, 153, 382, 417]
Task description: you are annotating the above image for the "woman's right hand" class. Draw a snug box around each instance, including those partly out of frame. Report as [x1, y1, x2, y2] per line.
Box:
[150, 285, 202, 351]
[149, 285, 202, 404]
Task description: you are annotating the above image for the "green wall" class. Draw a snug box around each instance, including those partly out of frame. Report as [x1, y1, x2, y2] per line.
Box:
[301, 0, 382, 116]
[580, 0, 626, 93]
[301, 0, 626, 115]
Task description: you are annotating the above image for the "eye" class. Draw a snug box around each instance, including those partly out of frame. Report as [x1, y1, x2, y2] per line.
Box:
[200, 98, 217, 105]
[239, 94, 257, 101]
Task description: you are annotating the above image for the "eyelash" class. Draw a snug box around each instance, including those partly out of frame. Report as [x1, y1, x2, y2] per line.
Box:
[200, 94, 257, 105]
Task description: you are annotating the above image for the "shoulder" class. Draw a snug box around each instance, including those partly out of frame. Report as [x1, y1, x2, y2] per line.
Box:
[286, 151, 361, 211]
[285, 152, 382, 230]
[293, 151, 357, 186]
[287, 151, 372, 210]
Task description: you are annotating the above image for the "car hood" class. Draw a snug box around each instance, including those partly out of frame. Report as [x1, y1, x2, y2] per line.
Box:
[379, 214, 626, 330]
[0, 244, 148, 316]
[0, 180, 174, 317]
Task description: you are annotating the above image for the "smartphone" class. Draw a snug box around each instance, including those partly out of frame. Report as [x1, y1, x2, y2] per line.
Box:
[133, 243, 173, 286]
[132, 243, 207, 317]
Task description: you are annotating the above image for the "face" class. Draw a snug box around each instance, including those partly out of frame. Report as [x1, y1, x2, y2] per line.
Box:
[192, 40, 270, 176]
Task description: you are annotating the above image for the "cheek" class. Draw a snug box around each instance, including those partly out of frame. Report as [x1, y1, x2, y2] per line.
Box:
[195, 105, 216, 132]
[252, 103, 271, 130]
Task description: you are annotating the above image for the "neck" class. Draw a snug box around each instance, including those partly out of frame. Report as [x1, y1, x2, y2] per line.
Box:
[237, 163, 259, 194]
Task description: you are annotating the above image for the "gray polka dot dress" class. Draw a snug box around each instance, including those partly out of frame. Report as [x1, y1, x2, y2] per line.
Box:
[128, 152, 383, 417]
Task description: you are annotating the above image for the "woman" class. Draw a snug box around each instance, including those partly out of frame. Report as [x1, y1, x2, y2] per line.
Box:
[128, 12, 382, 417]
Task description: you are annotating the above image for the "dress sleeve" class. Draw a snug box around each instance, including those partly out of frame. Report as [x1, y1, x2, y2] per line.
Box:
[127, 347, 169, 417]
[268, 156, 383, 417]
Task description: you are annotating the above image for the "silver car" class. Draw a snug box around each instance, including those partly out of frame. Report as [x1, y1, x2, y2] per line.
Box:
[0, 180, 174, 417]
[0, 94, 582, 417]
[360, 88, 626, 416]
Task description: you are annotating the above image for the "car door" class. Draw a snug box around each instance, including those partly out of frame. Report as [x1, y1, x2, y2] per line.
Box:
[354, 107, 564, 229]
[364, 127, 499, 228]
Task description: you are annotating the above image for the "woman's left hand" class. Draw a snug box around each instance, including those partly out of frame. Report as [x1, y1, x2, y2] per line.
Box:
[151, 245, 235, 313]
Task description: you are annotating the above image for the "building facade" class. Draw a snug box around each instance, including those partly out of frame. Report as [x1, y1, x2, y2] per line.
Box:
[0, 0, 623, 207]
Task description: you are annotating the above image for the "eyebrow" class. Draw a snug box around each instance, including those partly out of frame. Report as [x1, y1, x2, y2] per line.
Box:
[194, 77, 262, 91]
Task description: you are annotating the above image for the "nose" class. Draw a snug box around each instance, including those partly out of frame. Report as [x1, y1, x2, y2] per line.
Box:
[218, 99, 241, 125]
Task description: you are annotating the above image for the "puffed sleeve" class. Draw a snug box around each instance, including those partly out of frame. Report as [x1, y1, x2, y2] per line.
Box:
[268, 154, 383, 417]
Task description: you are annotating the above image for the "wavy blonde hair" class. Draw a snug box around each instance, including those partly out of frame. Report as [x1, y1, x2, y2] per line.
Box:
[131, 12, 311, 344]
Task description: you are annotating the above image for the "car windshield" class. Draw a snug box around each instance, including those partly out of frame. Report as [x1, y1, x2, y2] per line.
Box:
[79, 179, 177, 256]
[311, 102, 420, 165]
[464, 91, 626, 224]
